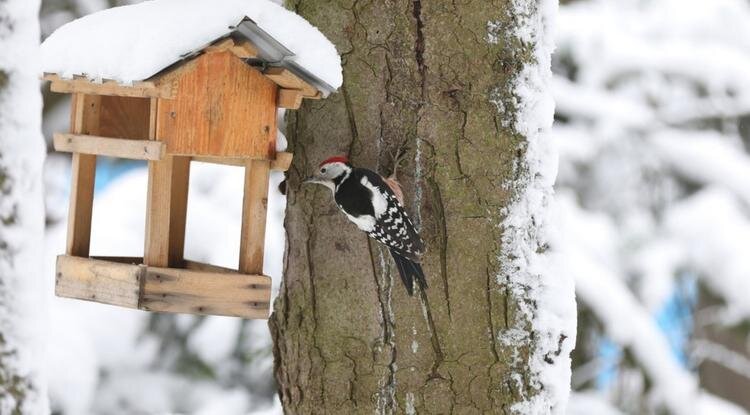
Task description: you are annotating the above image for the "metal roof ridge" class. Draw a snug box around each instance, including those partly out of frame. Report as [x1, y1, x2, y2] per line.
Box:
[233, 18, 336, 97]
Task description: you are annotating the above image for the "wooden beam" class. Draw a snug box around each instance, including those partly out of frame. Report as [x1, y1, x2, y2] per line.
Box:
[191, 152, 292, 171]
[55, 255, 143, 309]
[54, 133, 165, 161]
[66, 153, 97, 256]
[140, 266, 271, 319]
[92, 256, 240, 275]
[205, 38, 258, 59]
[239, 159, 271, 274]
[271, 152, 293, 172]
[144, 91, 189, 268]
[55, 256, 271, 319]
[230, 39, 258, 59]
[263, 67, 318, 97]
[45, 74, 176, 99]
[144, 156, 190, 267]
[148, 98, 159, 139]
[277, 89, 304, 109]
[66, 93, 100, 257]
[168, 156, 190, 267]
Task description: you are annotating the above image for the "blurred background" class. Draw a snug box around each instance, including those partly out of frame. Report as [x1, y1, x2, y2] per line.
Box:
[38, 0, 750, 414]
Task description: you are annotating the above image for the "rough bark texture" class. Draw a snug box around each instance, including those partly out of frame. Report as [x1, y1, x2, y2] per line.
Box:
[270, 1, 545, 413]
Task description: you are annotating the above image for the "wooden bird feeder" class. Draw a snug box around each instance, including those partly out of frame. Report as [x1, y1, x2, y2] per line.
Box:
[45, 19, 335, 319]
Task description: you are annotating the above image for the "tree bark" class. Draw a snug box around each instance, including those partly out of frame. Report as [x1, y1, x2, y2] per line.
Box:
[0, 1, 49, 413]
[270, 1, 570, 413]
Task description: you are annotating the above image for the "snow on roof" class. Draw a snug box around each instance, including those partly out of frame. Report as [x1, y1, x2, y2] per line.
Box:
[40, 0, 342, 90]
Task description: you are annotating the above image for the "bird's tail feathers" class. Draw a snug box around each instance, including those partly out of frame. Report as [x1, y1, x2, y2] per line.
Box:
[389, 248, 427, 296]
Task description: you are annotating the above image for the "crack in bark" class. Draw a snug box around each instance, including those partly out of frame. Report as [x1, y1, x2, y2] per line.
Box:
[427, 178, 452, 319]
[411, 0, 450, 389]
[304, 209, 329, 410]
[377, 54, 395, 170]
[449, 96, 493, 214]
[343, 351, 359, 406]
[341, 83, 360, 157]
[412, 0, 427, 229]
[368, 239, 397, 414]
[485, 264, 501, 364]
[412, 0, 426, 82]
[418, 287, 445, 380]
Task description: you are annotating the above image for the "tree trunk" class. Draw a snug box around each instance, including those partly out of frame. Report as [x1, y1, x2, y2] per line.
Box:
[0, 1, 49, 413]
[270, 1, 573, 414]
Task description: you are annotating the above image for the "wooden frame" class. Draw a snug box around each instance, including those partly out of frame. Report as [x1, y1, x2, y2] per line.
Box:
[56, 255, 271, 319]
[239, 159, 271, 274]
[277, 89, 304, 109]
[45, 33, 322, 319]
[263, 67, 319, 98]
[66, 93, 98, 257]
[204, 37, 259, 59]
[54, 133, 165, 161]
[45, 74, 177, 99]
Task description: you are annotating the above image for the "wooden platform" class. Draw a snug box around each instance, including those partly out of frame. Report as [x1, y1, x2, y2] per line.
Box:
[55, 255, 272, 319]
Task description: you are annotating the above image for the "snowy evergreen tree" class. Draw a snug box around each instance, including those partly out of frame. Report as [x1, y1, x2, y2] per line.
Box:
[556, 0, 750, 413]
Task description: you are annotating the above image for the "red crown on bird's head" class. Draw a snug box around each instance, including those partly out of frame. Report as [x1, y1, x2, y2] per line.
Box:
[319, 155, 350, 167]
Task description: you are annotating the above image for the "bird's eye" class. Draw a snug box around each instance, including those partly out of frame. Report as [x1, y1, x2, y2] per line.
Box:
[320, 167, 327, 174]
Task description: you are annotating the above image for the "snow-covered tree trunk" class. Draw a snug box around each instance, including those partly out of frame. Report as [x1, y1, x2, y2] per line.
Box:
[270, 0, 575, 413]
[0, 1, 49, 413]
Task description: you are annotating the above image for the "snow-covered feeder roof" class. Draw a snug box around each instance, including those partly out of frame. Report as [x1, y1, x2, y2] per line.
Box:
[41, 0, 342, 96]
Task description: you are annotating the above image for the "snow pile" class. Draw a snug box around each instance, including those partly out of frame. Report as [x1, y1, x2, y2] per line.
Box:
[493, 0, 577, 413]
[40, 0, 342, 88]
[0, 0, 49, 413]
[555, 0, 750, 413]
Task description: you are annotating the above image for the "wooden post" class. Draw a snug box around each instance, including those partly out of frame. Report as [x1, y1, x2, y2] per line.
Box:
[239, 159, 271, 274]
[66, 93, 100, 256]
[144, 157, 191, 268]
[168, 156, 190, 266]
[144, 98, 191, 268]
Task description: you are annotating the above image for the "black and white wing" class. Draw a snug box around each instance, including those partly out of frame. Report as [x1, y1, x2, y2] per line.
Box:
[357, 169, 424, 261]
[334, 168, 427, 295]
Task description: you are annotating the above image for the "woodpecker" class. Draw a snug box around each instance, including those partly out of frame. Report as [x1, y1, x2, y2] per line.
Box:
[304, 155, 427, 295]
